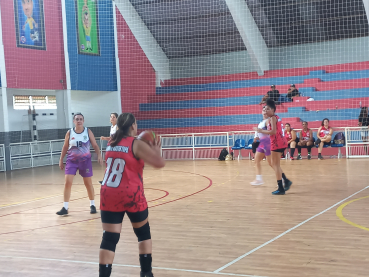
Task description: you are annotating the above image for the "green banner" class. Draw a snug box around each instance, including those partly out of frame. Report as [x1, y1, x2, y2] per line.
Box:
[76, 0, 100, 56]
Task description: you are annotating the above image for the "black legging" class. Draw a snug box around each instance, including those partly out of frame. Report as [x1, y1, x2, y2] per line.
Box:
[297, 145, 313, 154]
[252, 141, 260, 154]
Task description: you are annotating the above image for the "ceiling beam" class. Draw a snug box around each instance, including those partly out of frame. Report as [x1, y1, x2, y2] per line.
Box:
[225, 0, 269, 75]
[363, 0, 369, 26]
[114, 0, 171, 83]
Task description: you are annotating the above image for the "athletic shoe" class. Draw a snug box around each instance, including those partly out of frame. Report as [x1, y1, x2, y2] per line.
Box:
[252, 157, 255, 161]
[307, 154, 311, 160]
[284, 179, 293, 191]
[297, 154, 302, 160]
[290, 156, 294, 160]
[318, 154, 323, 160]
[140, 272, 154, 277]
[90, 205, 97, 214]
[263, 158, 266, 161]
[280, 156, 285, 160]
[250, 180, 264, 186]
[56, 207, 68, 215]
[272, 189, 285, 195]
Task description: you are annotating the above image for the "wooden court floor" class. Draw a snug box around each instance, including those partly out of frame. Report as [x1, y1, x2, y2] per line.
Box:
[0, 158, 369, 277]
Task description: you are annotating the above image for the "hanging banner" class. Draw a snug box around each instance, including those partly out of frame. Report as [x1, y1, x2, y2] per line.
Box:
[76, 0, 100, 56]
[14, 0, 46, 50]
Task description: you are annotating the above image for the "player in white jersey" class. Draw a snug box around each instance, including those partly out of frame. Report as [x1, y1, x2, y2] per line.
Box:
[250, 107, 272, 186]
[101, 113, 118, 141]
[57, 113, 103, 215]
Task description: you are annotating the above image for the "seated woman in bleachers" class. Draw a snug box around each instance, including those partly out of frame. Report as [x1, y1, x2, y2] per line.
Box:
[316, 118, 333, 160]
[284, 123, 298, 160]
[297, 121, 314, 160]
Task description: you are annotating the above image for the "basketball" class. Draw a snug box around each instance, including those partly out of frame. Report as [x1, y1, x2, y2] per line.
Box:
[137, 130, 157, 144]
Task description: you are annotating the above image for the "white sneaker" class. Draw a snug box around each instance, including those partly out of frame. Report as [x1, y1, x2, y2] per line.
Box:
[250, 180, 264, 186]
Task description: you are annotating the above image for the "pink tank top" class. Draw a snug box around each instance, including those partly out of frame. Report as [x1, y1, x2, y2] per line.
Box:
[285, 131, 292, 141]
[319, 126, 331, 138]
[268, 115, 288, 151]
[301, 129, 311, 141]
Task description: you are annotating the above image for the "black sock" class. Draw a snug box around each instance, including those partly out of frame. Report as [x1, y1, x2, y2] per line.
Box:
[139, 254, 152, 273]
[307, 146, 312, 153]
[277, 180, 285, 192]
[290, 148, 295, 157]
[282, 173, 288, 181]
[99, 264, 112, 277]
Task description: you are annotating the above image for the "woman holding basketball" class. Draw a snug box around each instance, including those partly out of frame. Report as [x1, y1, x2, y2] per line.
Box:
[257, 99, 292, 195]
[99, 113, 165, 277]
[57, 113, 103, 215]
[101, 113, 118, 141]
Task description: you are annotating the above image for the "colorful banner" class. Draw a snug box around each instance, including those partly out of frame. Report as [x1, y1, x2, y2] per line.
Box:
[14, 0, 46, 50]
[76, 0, 100, 56]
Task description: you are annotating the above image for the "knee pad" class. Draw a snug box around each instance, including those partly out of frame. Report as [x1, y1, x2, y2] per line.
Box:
[133, 222, 151, 242]
[100, 231, 120, 252]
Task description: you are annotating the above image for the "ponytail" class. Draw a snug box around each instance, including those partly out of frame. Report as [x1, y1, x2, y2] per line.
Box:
[110, 113, 136, 147]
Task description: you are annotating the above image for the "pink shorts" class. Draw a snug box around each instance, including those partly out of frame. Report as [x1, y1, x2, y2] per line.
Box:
[256, 138, 271, 156]
[65, 159, 93, 177]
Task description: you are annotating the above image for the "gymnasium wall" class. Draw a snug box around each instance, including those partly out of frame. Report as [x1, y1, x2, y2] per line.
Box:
[4, 89, 58, 132]
[70, 90, 121, 128]
[0, 0, 66, 90]
[65, 0, 117, 91]
[115, 7, 156, 113]
[0, 93, 3, 132]
[170, 36, 369, 79]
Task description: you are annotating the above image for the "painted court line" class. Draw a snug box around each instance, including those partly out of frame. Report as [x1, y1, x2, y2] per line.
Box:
[0, 189, 87, 210]
[0, 255, 269, 277]
[214, 185, 369, 273]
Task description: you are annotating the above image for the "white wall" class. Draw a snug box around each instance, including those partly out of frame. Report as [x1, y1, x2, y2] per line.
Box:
[70, 90, 121, 128]
[170, 37, 369, 79]
[170, 50, 255, 79]
[270, 36, 369, 70]
[0, 90, 4, 132]
[6, 89, 58, 132]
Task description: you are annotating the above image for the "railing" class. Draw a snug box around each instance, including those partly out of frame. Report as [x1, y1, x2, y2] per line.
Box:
[0, 144, 5, 172]
[9, 138, 105, 170]
[345, 126, 369, 159]
[3, 126, 369, 170]
[159, 127, 368, 160]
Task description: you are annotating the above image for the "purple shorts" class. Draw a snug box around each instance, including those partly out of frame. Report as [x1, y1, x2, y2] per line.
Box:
[256, 138, 271, 156]
[65, 159, 93, 177]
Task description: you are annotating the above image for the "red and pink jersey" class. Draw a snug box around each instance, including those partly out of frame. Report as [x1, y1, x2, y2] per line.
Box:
[319, 126, 331, 138]
[285, 131, 293, 141]
[268, 115, 288, 150]
[100, 137, 147, 213]
[301, 129, 311, 141]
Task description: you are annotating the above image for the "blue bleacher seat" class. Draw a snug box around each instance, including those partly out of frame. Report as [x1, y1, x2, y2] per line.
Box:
[232, 139, 246, 160]
[244, 138, 254, 150]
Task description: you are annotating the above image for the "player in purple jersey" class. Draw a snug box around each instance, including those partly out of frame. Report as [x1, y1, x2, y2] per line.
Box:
[57, 113, 103, 215]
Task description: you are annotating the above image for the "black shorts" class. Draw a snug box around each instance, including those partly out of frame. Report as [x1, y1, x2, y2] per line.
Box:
[323, 141, 331, 146]
[272, 148, 286, 153]
[101, 208, 148, 224]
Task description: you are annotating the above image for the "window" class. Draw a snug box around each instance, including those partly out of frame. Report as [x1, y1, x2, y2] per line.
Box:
[13, 95, 57, 110]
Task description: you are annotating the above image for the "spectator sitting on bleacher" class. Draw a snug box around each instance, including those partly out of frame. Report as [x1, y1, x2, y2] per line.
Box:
[297, 121, 314, 160]
[316, 118, 333, 160]
[286, 84, 300, 101]
[284, 123, 298, 160]
[259, 85, 280, 105]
